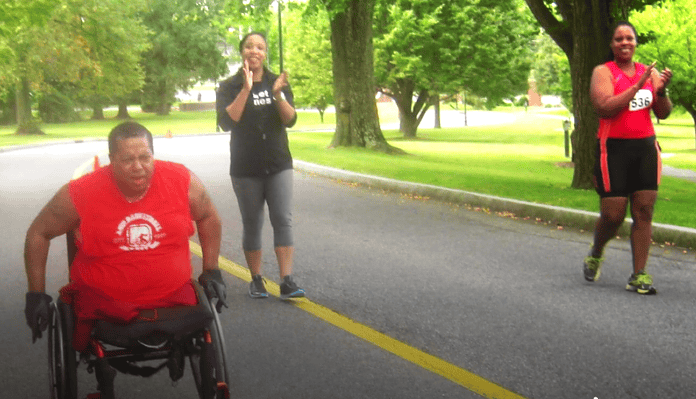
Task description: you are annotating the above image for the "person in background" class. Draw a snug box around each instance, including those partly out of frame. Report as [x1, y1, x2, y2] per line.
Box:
[216, 31, 305, 300]
[583, 21, 672, 294]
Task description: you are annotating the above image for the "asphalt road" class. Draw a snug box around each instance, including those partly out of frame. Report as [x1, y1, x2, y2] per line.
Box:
[2, 135, 695, 399]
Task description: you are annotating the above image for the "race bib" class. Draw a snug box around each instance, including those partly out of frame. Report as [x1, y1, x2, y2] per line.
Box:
[629, 89, 653, 111]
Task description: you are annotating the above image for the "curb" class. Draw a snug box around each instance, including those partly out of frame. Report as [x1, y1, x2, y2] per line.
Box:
[0, 138, 107, 153]
[293, 160, 696, 250]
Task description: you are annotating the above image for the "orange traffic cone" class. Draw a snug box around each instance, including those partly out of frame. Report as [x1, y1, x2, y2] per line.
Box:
[93, 155, 100, 171]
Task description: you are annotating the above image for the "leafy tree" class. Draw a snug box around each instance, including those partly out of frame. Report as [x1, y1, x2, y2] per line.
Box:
[531, 31, 572, 112]
[72, 0, 151, 120]
[319, 0, 399, 152]
[1, 0, 149, 127]
[374, 0, 536, 138]
[373, 0, 441, 138]
[29, 0, 114, 123]
[283, 3, 334, 122]
[0, 0, 60, 133]
[524, 0, 660, 189]
[140, 0, 228, 115]
[632, 0, 696, 147]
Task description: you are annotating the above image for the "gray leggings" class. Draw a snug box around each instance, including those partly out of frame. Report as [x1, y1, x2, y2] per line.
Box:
[231, 169, 294, 251]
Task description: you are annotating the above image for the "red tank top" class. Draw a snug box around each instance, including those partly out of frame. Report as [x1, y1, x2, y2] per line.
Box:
[597, 61, 655, 139]
[68, 160, 195, 304]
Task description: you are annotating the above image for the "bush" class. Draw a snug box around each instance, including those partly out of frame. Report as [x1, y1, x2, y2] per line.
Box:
[38, 92, 81, 123]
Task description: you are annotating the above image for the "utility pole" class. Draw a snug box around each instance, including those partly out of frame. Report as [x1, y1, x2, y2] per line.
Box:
[278, 0, 283, 72]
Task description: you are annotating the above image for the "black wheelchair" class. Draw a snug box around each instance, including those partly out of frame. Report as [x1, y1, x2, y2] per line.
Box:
[47, 231, 231, 399]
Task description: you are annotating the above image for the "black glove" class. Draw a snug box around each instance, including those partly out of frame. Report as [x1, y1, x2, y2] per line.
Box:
[25, 292, 52, 343]
[198, 269, 227, 313]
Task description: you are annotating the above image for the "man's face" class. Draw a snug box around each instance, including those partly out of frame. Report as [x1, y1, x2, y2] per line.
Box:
[109, 136, 154, 196]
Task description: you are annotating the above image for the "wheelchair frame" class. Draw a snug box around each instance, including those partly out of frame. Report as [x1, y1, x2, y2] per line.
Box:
[47, 230, 231, 399]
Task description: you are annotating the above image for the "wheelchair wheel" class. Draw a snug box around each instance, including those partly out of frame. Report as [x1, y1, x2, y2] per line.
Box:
[48, 302, 78, 399]
[189, 298, 231, 399]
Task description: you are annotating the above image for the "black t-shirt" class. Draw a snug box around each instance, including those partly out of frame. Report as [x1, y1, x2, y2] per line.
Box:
[216, 69, 296, 177]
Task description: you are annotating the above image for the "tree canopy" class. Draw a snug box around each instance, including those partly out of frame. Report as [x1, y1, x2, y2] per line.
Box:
[0, 0, 60, 131]
[374, 0, 536, 138]
[140, 0, 229, 115]
[633, 0, 696, 147]
[283, 4, 334, 122]
[530, 32, 571, 112]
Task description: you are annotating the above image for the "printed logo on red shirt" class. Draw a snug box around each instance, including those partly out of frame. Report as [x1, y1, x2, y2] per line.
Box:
[114, 213, 166, 251]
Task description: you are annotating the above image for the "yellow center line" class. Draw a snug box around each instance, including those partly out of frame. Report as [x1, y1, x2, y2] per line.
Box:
[72, 153, 526, 398]
[73, 150, 108, 179]
[190, 241, 527, 399]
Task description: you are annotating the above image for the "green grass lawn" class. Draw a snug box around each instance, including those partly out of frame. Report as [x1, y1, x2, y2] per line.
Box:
[289, 113, 696, 229]
[2, 104, 694, 228]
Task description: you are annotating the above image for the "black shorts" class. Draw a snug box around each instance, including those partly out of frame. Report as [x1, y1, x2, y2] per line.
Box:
[594, 136, 661, 198]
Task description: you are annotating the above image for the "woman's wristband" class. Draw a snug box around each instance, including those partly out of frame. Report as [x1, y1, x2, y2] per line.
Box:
[656, 88, 668, 97]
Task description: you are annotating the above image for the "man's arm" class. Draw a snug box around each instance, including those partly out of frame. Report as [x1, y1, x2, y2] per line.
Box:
[188, 171, 222, 271]
[24, 184, 80, 292]
[188, 171, 226, 311]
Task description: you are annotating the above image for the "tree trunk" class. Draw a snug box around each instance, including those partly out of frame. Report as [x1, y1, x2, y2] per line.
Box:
[524, 0, 619, 189]
[393, 86, 430, 138]
[16, 78, 32, 126]
[399, 111, 419, 138]
[91, 104, 105, 120]
[433, 95, 441, 129]
[15, 77, 43, 135]
[116, 100, 131, 119]
[568, 0, 611, 189]
[157, 86, 171, 116]
[326, 0, 401, 154]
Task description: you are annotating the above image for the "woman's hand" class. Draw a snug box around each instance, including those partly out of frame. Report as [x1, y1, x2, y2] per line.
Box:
[655, 67, 672, 95]
[243, 59, 253, 92]
[273, 71, 289, 100]
[636, 61, 657, 89]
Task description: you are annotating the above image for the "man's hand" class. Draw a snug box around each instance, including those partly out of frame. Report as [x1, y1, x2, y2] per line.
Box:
[25, 292, 52, 343]
[198, 269, 228, 313]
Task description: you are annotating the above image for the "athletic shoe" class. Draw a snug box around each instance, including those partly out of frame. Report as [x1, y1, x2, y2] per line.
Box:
[279, 276, 305, 300]
[583, 255, 604, 282]
[626, 270, 657, 295]
[249, 275, 269, 298]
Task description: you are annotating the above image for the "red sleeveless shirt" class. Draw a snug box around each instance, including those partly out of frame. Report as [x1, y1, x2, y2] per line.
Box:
[68, 160, 195, 304]
[597, 61, 655, 139]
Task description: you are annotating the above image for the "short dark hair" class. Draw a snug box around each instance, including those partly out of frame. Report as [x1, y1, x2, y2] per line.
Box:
[108, 122, 154, 156]
[238, 31, 268, 53]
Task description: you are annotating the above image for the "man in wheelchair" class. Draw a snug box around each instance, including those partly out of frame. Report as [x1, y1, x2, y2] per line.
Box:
[23, 122, 229, 399]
